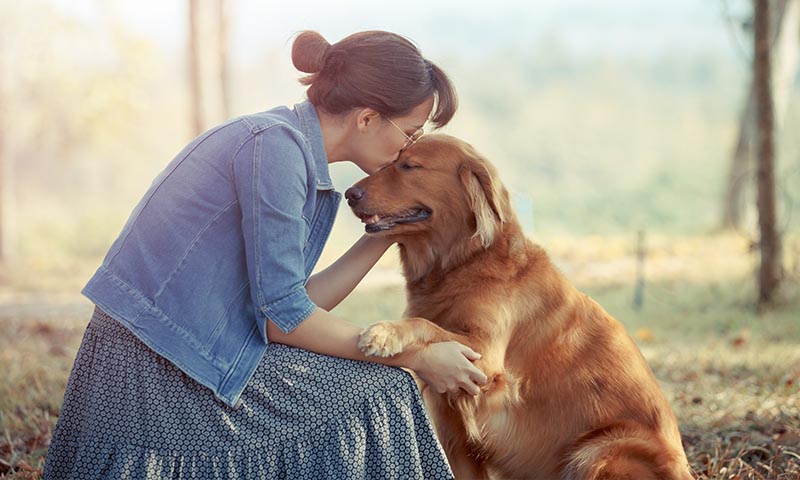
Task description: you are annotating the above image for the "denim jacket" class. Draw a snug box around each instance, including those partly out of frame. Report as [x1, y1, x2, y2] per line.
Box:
[82, 101, 341, 407]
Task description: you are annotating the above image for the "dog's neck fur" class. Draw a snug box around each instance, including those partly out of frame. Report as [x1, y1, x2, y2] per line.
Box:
[397, 216, 531, 287]
[398, 215, 574, 345]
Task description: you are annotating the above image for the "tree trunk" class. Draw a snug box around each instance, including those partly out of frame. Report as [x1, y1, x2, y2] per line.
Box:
[188, 0, 204, 136]
[721, 0, 798, 230]
[753, 0, 783, 306]
[218, 0, 230, 120]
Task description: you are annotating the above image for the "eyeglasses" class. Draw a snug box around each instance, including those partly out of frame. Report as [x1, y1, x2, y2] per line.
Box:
[383, 116, 425, 150]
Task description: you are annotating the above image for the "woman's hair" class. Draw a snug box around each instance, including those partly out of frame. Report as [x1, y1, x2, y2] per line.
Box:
[291, 30, 457, 128]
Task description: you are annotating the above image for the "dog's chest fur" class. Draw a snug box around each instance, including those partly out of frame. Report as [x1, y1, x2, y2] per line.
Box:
[402, 247, 588, 476]
[406, 279, 530, 437]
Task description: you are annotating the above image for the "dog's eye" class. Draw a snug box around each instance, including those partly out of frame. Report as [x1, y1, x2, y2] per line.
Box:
[399, 162, 422, 171]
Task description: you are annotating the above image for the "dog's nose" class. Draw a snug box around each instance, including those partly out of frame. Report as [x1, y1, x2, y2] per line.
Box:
[345, 186, 365, 207]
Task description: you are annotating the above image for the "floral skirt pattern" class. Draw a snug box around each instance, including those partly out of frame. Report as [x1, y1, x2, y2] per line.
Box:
[43, 307, 453, 479]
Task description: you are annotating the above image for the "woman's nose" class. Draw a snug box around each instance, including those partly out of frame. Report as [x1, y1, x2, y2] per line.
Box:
[345, 186, 365, 207]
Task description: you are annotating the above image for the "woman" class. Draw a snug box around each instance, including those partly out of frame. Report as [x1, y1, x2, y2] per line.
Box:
[43, 30, 486, 479]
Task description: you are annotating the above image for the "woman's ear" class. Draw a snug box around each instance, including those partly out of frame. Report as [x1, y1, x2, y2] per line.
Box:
[458, 153, 507, 248]
[356, 108, 381, 132]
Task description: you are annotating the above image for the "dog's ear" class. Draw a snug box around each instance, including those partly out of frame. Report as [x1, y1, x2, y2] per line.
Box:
[459, 152, 507, 248]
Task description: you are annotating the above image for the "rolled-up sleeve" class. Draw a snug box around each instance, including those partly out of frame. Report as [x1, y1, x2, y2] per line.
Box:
[233, 125, 317, 340]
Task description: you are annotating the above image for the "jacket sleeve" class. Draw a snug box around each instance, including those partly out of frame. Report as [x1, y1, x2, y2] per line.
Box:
[233, 125, 318, 340]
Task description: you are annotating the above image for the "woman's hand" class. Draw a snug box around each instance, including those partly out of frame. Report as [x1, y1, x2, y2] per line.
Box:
[409, 341, 488, 396]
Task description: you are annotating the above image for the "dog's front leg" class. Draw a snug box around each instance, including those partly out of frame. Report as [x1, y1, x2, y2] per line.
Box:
[358, 317, 470, 358]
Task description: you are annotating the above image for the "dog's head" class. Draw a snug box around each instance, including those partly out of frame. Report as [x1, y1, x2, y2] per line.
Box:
[345, 134, 509, 249]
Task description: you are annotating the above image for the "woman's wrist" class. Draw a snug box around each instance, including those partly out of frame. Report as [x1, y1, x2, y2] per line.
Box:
[379, 344, 424, 371]
[361, 234, 395, 249]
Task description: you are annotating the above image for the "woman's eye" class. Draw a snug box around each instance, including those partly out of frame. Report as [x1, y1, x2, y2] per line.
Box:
[401, 163, 421, 170]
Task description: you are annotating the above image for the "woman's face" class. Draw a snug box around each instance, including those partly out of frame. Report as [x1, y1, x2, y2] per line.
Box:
[351, 97, 435, 175]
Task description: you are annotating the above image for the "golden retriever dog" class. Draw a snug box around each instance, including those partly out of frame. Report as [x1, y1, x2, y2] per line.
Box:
[345, 134, 693, 480]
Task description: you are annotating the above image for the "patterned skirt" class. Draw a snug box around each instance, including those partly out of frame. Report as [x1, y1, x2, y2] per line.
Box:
[43, 307, 453, 479]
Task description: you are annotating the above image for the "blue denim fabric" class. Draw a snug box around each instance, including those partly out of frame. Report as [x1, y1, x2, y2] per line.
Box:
[82, 101, 341, 407]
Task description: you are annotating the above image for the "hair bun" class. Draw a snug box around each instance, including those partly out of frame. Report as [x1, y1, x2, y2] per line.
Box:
[292, 31, 330, 74]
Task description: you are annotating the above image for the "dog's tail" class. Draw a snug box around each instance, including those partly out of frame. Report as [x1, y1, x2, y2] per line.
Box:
[560, 423, 693, 480]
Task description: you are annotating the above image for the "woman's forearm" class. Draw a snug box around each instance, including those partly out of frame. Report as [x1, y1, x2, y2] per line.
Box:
[305, 234, 394, 311]
[266, 307, 488, 396]
[265, 306, 418, 369]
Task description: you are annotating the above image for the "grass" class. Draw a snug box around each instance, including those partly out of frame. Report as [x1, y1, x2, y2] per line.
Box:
[1, 232, 799, 479]
[0, 317, 85, 479]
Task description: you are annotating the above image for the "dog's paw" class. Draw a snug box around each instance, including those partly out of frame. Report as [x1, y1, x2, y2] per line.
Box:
[358, 322, 404, 357]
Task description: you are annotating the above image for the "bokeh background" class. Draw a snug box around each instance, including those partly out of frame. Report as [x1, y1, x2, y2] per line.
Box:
[0, 0, 798, 478]
[0, 0, 798, 277]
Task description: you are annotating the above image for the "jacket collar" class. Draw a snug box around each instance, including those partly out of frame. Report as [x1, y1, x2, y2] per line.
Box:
[294, 100, 334, 190]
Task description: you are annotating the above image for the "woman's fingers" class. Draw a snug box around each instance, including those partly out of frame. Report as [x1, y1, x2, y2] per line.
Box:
[469, 366, 488, 386]
[415, 341, 488, 396]
[457, 343, 488, 386]
[459, 355, 487, 395]
[460, 379, 481, 396]
[460, 344, 482, 361]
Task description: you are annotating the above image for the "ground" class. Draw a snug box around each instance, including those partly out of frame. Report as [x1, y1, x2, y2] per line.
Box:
[1, 232, 798, 479]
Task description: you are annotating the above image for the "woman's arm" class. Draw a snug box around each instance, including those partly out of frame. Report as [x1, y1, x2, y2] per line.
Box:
[305, 234, 393, 311]
[266, 306, 487, 395]
[275, 234, 487, 394]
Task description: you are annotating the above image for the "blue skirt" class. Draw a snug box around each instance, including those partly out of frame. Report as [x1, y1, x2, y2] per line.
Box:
[43, 307, 453, 479]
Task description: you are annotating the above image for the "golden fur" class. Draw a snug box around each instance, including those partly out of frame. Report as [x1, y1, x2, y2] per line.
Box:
[348, 134, 693, 480]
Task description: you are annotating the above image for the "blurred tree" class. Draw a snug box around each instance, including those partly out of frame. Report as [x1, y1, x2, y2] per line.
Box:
[188, 0, 204, 136]
[721, 0, 799, 230]
[188, 0, 231, 136]
[753, 0, 783, 305]
[218, 0, 231, 120]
